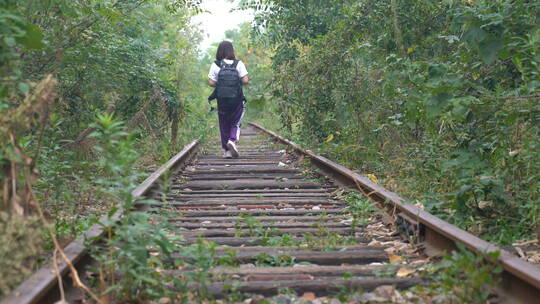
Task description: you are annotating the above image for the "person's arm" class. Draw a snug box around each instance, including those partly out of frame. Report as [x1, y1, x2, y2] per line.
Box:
[238, 61, 249, 85]
[208, 63, 218, 87]
[241, 76, 249, 85]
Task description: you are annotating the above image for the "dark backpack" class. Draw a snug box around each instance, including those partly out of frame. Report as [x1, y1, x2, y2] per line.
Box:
[216, 60, 243, 104]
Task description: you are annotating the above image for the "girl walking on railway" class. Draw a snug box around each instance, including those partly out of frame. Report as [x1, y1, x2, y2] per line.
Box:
[208, 40, 249, 159]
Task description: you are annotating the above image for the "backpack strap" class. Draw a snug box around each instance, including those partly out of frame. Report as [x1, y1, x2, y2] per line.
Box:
[215, 59, 239, 68]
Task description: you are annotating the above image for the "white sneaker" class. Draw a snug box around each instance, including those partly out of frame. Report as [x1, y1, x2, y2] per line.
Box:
[227, 140, 239, 158]
[223, 150, 232, 159]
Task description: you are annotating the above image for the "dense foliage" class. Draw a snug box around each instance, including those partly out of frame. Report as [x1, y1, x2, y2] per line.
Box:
[0, 0, 210, 296]
[245, 0, 539, 244]
[1, 0, 538, 300]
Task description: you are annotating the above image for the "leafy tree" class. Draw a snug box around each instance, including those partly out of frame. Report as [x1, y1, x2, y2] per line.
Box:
[246, 0, 540, 244]
[0, 0, 210, 296]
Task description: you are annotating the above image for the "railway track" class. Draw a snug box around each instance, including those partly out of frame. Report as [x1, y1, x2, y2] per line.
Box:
[153, 126, 423, 299]
[2, 124, 540, 303]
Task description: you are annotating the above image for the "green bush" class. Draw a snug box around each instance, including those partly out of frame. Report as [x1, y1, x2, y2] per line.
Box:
[246, 0, 540, 245]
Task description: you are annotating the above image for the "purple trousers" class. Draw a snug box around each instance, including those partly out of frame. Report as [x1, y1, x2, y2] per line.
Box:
[218, 102, 245, 150]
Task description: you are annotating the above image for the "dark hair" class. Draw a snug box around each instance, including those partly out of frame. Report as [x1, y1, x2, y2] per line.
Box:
[216, 41, 236, 61]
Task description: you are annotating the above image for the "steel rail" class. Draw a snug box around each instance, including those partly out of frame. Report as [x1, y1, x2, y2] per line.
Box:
[1, 140, 200, 304]
[249, 122, 540, 304]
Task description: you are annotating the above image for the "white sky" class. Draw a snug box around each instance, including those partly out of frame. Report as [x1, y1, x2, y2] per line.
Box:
[191, 0, 254, 51]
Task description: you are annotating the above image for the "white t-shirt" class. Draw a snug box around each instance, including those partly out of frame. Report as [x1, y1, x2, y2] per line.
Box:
[208, 59, 248, 82]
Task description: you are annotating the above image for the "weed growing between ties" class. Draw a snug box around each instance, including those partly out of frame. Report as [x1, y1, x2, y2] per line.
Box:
[234, 214, 273, 238]
[174, 238, 240, 302]
[318, 232, 357, 249]
[233, 212, 357, 250]
[300, 228, 357, 251]
[254, 253, 298, 267]
[261, 224, 357, 250]
[342, 191, 380, 235]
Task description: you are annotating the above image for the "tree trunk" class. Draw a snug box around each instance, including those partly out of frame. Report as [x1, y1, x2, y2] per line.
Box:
[171, 108, 179, 149]
[390, 0, 406, 57]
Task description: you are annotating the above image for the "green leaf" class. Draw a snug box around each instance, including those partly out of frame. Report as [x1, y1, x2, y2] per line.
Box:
[18, 82, 30, 94]
[462, 27, 487, 45]
[342, 272, 352, 279]
[478, 38, 503, 64]
[4, 37, 16, 47]
[497, 47, 511, 60]
[16, 23, 44, 49]
[426, 93, 452, 117]
[108, 206, 120, 217]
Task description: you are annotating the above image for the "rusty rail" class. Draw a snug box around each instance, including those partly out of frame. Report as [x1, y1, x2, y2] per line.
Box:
[249, 122, 540, 304]
[0, 140, 199, 304]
